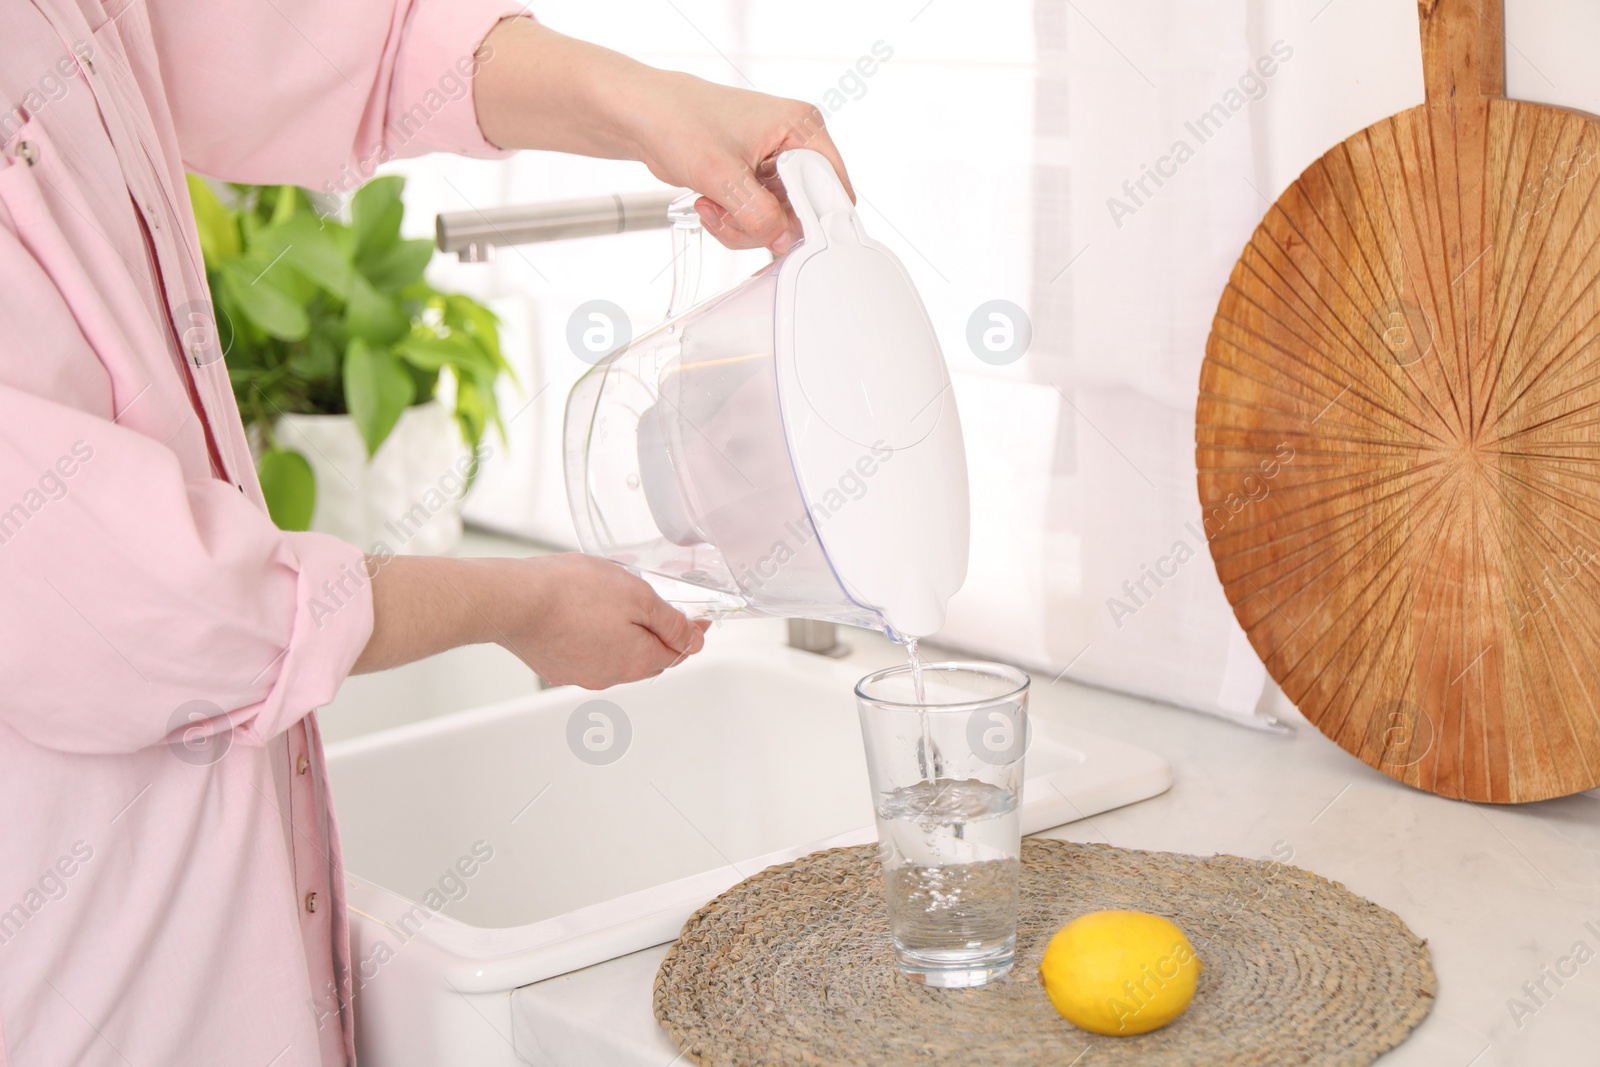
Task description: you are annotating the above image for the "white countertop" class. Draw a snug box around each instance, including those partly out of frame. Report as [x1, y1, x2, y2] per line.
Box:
[508, 623, 1600, 1067]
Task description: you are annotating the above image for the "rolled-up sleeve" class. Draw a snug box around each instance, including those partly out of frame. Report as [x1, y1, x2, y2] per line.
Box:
[147, 0, 528, 187]
[0, 385, 374, 755]
[0, 216, 371, 754]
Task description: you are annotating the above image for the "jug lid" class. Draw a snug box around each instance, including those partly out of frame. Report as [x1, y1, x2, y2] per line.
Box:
[769, 150, 969, 639]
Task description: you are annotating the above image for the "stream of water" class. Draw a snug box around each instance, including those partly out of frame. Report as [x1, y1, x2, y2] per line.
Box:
[905, 637, 935, 782]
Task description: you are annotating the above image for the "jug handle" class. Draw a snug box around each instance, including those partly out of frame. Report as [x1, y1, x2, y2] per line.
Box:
[665, 192, 703, 320]
[774, 149, 862, 249]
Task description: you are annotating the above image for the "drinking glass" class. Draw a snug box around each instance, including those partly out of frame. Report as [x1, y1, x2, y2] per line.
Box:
[855, 661, 1031, 987]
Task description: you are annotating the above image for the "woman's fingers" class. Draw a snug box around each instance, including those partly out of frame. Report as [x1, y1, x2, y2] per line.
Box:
[697, 176, 796, 254]
[694, 121, 853, 256]
[640, 595, 706, 659]
[694, 198, 763, 251]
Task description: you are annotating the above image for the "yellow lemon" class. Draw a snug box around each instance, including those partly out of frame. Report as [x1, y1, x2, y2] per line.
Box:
[1039, 910, 1202, 1036]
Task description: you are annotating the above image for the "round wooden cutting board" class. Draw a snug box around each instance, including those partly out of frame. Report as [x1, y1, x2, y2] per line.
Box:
[1197, 0, 1600, 802]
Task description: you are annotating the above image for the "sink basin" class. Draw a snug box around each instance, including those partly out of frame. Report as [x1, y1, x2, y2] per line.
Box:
[325, 644, 1171, 1067]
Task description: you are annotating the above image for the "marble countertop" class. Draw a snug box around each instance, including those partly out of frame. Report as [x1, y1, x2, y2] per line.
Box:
[509, 623, 1600, 1067]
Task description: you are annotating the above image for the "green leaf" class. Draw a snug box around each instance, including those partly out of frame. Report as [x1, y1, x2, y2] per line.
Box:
[454, 376, 489, 455]
[343, 339, 415, 456]
[225, 364, 258, 389]
[258, 448, 316, 531]
[351, 176, 405, 256]
[361, 237, 435, 293]
[444, 295, 512, 378]
[287, 333, 340, 381]
[250, 247, 319, 306]
[396, 334, 495, 379]
[256, 214, 353, 299]
[269, 184, 299, 226]
[404, 363, 441, 405]
[220, 259, 309, 341]
[345, 274, 410, 345]
[186, 176, 241, 264]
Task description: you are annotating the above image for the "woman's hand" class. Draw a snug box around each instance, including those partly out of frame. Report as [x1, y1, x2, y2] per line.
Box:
[353, 553, 708, 689]
[485, 553, 710, 688]
[473, 18, 853, 255]
[624, 73, 853, 255]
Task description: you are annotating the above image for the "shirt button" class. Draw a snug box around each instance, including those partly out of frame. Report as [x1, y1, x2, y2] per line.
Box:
[305, 892, 318, 914]
[147, 206, 160, 230]
[296, 754, 310, 775]
[15, 141, 39, 167]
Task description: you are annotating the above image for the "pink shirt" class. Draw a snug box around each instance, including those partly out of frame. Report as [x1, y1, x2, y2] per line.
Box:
[0, 1, 519, 1064]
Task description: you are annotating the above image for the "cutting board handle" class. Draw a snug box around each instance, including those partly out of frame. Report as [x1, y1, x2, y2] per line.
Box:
[1418, 0, 1506, 103]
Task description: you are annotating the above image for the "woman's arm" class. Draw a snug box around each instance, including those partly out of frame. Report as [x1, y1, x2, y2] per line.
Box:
[472, 18, 854, 254]
[352, 553, 708, 688]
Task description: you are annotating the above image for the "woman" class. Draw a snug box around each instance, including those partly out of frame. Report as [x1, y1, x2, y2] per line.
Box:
[0, 4, 851, 1064]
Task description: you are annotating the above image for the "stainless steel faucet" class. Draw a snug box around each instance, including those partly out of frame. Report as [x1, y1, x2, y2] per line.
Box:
[435, 188, 684, 260]
[786, 620, 850, 657]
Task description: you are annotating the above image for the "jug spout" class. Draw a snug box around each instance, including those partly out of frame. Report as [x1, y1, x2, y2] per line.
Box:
[871, 578, 951, 644]
[664, 192, 703, 320]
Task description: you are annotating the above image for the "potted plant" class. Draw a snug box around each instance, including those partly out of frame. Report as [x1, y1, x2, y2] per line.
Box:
[186, 175, 511, 554]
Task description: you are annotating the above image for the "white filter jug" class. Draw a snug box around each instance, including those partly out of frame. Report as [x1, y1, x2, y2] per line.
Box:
[563, 150, 968, 639]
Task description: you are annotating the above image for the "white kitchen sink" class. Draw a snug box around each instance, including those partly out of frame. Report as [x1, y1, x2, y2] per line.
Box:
[325, 643, 1172, 1067]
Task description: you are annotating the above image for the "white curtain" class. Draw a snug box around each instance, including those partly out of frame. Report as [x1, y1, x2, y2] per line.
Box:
[934, 0, 1284, 728]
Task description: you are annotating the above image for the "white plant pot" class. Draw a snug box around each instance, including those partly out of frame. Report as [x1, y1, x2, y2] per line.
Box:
[274, 401, 471, 556]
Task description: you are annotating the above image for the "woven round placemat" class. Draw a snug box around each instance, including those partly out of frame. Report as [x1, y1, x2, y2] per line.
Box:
[654, 839, 1435, 1066]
